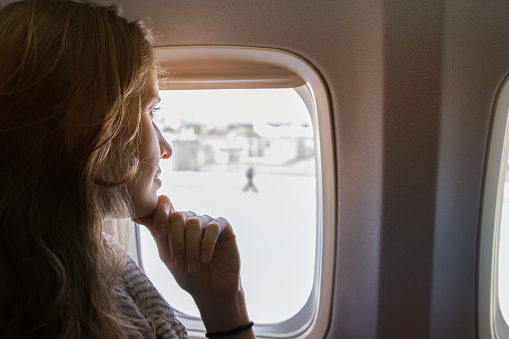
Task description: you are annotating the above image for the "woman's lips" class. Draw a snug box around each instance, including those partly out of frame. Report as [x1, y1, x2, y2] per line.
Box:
[154, 168, 162, 186]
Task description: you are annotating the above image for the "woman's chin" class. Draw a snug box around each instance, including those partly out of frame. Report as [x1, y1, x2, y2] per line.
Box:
[127, 175, 162, 219]
[131, 192, 159, 219]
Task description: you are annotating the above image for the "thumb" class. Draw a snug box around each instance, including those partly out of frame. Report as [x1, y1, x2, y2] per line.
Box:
[131, 195, 175, 234]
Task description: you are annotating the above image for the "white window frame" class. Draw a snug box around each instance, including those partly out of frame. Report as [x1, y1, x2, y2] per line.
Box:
[128, 46, 336, 339]
[479, 75, 509, 339]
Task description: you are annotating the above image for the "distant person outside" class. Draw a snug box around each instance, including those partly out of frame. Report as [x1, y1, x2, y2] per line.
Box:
[243, 166, 258, 192]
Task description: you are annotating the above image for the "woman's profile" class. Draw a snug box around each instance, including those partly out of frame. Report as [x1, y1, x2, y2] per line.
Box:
[0, 0, 254, 338]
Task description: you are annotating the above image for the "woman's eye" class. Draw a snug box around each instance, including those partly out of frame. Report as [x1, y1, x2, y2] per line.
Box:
[150, 107, 161, 119]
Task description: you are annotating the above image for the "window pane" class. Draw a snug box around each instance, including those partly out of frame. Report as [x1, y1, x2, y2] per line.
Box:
[500, 163, 509, 324]
[139, 88, 317, 324]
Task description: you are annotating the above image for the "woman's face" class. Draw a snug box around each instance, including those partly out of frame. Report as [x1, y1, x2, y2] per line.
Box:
[126, 71, 172, 218]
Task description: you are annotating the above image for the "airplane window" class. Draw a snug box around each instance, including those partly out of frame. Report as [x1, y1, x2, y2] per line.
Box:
[479, 79, 509, 339]
[127, 46, 335, 338]
[138, 88, 316, 323]
[500, 164, 509, 324]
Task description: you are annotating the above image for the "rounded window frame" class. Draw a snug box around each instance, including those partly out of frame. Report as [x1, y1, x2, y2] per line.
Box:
[479, 74, 509, 339]
[126, 46, 337, 339]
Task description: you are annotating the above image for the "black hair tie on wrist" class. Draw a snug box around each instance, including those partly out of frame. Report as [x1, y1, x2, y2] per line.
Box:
[205, 321, 254, 338]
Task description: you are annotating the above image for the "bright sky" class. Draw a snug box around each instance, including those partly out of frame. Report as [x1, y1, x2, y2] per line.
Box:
[157, 88, 311, 129]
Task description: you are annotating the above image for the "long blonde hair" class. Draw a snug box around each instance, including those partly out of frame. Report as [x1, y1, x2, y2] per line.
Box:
[0, 0, 155, 337]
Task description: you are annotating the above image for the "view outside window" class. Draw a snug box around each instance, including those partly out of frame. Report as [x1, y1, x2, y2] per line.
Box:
[138, 88, 317, 324]
[500, 163, 509, 324]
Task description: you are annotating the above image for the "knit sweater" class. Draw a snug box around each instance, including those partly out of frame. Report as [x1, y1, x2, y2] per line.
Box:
[106, 234, 189, 338]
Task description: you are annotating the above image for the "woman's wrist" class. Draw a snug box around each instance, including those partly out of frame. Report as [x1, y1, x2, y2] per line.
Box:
[193, 287, 252, 335]
[205, 321, 254, 338]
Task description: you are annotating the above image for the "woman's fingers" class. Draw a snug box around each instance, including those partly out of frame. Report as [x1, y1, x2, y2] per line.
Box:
[167, 211, 195, 269]
[200, 219, 224, 263]
[136, 195, 234, 273]
[133, 195, 174, 235]
[134, 196, 233, 273]
[184, 215, 213, 271]
[165, 212, 230, 272]
[167, 212, 186, 269]
[152, 195, 173, 236]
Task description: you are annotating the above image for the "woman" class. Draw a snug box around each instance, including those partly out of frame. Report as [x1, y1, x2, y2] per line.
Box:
[0, 0, 254, 338]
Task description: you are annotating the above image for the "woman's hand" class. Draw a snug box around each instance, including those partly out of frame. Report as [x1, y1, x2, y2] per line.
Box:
[133, 195, 241, 300]
[134, 196, 254, 337]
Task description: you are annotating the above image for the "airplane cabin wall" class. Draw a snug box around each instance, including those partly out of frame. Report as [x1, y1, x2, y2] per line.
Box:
[432, 1, 509, 338]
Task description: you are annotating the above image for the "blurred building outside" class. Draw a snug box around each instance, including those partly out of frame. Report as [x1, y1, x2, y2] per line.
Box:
[165, 120, 315, 177]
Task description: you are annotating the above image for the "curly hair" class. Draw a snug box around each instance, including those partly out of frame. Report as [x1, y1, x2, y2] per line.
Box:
[0, 0, 156, 337]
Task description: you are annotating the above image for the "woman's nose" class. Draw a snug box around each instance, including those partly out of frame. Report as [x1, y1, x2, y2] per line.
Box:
[157, 127, 172, 159]
[160, 137, 172, 159]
